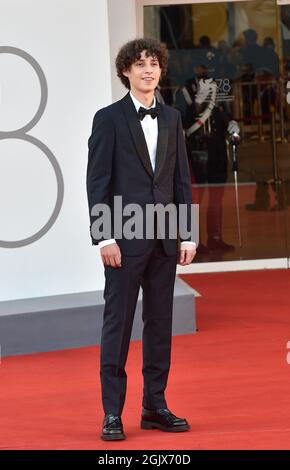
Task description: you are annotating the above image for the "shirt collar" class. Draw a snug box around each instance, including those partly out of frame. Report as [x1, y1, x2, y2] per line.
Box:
[130, 91, 156, 112]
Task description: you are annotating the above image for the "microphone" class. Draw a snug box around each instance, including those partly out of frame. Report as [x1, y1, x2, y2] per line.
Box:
[230, 132, 240, 172]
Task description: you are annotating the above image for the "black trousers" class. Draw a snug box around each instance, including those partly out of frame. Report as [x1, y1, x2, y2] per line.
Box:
[100, 239, 177, 415]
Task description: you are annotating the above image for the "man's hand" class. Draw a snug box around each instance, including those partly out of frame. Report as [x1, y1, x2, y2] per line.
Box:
[100, 243, 122, 268]
[227, 120, 240, 135]
[178, 244, 196, 266]
[195, 78, 217, 104]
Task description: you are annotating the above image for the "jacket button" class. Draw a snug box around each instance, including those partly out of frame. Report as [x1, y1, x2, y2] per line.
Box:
[153, 184, 158, 189]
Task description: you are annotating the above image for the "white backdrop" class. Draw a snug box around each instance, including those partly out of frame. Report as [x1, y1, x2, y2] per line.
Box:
[0, 0, 112, 301]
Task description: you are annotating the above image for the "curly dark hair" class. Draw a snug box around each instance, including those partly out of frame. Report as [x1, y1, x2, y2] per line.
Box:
[115, 38, 169, 90]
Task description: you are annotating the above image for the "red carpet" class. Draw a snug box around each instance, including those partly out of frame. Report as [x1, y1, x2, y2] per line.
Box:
[1, 269, 290, 450]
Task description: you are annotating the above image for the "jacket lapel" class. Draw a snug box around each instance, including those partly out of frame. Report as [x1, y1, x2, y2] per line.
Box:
[121, 93, 154, 178]
[154, 103, 169, 182]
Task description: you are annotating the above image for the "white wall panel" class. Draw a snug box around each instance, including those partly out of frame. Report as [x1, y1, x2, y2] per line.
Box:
[0, 0, 112, 300]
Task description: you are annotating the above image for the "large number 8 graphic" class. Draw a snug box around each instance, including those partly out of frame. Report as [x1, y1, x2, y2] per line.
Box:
[0, 46, 64, 248]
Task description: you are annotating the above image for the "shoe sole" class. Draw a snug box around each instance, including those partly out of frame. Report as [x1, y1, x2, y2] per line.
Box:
[141, 421, 190, 432]
[101, 433, 126, 441]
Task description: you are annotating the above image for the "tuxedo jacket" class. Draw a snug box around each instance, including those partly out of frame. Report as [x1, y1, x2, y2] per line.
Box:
[86, 92, 193, 256]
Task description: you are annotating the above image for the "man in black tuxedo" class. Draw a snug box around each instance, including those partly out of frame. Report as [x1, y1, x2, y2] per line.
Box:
[86, 38, 196, 441]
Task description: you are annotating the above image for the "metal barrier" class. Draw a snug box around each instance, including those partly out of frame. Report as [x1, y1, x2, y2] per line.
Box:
[164, 77, 290, 183]
[232, 77, 289, 143]
[165, 76, 290, 143]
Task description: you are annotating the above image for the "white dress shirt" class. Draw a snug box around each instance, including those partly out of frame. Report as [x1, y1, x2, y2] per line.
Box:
[98, 92, 196, 250]
[130, 92, 158, 172]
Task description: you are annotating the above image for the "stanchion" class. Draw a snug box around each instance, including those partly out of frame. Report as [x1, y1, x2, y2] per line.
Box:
[279, 78, 287, 143]
[229, 133, 242, 250]
[269, 105, 285, 211]
[270, 105, 280, 182]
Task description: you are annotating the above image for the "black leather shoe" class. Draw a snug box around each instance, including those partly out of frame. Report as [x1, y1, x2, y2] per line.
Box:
[101, 414, 125, 441]
[141, 408, 190, 432]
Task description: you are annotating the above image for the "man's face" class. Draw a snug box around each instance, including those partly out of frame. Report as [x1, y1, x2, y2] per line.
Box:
[122, 50, 161, 94]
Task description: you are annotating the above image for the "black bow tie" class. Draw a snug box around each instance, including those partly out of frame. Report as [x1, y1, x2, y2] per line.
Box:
[138, 106, 159, 121]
